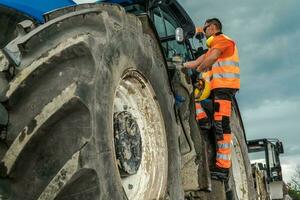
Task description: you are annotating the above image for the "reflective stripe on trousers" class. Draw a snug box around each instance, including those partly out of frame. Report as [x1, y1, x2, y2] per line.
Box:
[195, 102, 207, 120]
[216, 133, 232, 169]
[212, 89, 236, 169]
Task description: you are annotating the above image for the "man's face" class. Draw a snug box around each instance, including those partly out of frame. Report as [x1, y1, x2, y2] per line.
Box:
[203, 23, 213, 38]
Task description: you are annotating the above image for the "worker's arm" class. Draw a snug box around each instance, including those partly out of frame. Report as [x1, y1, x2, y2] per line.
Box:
[183, 54, 205, 69]
[197, 48, 221, 72]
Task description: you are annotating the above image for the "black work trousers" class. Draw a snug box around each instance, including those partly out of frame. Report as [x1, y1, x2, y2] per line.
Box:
[212, 88, 237, 140]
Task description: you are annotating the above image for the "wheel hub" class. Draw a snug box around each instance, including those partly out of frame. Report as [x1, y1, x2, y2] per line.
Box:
[114, 111, 142, 176]
[113, 70, 168, 199]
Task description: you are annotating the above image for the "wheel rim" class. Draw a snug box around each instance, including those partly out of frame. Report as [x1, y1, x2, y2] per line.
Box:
[113, 70, 168, 200]
[231, 135, 249, 199]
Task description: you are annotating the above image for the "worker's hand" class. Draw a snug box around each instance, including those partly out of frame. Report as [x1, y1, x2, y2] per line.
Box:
[196, 65, 204, 72]
[183, 62, 191, 68]
[174, 62, 183, 70]
[197, 64, 210, 72]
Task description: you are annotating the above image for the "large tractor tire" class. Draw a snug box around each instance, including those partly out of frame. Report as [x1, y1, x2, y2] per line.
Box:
[0, 4, 183, 200]
[226, 99, 256, 200]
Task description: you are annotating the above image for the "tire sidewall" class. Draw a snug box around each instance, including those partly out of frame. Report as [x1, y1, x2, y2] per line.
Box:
[228, 105, 256, 200]
[90, 22, 180, 199]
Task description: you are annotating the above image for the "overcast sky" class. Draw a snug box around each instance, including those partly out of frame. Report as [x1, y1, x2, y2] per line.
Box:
[178, 0, 300, 182]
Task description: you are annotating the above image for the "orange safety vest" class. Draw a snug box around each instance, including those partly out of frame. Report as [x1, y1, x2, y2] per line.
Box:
[202, 34, 240, 90]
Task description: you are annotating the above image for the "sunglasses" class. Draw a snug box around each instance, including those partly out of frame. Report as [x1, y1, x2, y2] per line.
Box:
[203, 24, 212, 33]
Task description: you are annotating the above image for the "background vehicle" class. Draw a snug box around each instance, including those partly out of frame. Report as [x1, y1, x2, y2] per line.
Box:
[248, 138, 285, 200]
[0, 0, 255, 199]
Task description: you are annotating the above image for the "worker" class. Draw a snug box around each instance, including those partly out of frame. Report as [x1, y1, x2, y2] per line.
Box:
[183, 18, 240, 179]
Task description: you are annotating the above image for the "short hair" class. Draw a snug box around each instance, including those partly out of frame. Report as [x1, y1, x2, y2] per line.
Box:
[205, 18, 222, 31]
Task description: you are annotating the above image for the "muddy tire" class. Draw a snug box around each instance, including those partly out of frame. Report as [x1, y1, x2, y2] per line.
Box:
[0, 4, 182, 200]
[226, 99, 256, 200]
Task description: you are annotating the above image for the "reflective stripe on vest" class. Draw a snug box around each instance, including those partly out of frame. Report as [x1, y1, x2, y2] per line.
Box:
[209, 73, 240, 81]
[212, 61, 239, 68]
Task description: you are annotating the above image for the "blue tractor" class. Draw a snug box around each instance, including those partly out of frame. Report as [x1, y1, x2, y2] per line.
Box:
[0, 1, 256, 199]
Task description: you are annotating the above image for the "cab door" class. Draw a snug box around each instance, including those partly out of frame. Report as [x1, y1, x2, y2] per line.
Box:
[150, 6, 194, 62]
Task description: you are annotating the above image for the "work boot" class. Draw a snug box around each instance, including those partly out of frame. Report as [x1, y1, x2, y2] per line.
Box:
[225, 181, 234, 200]
[210, 166, 229, 181]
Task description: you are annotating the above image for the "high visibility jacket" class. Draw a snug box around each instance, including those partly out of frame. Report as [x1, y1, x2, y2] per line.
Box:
[202, 34, 240, 90]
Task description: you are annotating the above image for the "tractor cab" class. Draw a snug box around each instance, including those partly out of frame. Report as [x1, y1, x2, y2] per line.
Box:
[248, 138, 285, 199]
[116, 0, 198, 63]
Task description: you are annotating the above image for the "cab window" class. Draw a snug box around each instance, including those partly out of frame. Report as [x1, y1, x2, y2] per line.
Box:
[152, 7, 193, 61]
[153, 11, 166, 37]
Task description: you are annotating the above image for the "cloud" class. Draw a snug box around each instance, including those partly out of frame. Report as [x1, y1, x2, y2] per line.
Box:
[281, 155, 300, 182]
[242, 99, 300, 181]
[243, 99, 300, 150]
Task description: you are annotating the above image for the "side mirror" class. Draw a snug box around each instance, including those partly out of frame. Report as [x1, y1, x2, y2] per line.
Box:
[175, 27, 184, 43]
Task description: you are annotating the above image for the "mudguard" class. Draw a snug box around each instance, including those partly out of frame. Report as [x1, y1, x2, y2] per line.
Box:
[0, 0, 144, 23]
[0, 0, 76, 23]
